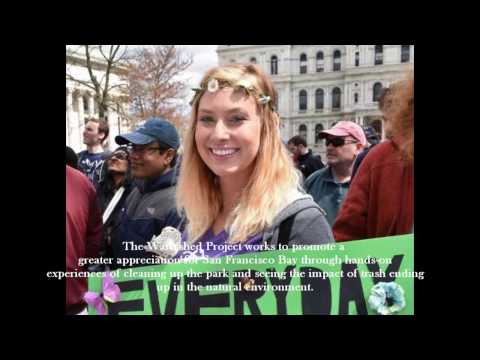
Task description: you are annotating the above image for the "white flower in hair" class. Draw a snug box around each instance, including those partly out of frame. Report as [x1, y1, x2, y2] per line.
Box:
[145, 226, 182, 258]
[236, 79, 253, 90]
[258, 95, 271, 105]
[207, 79, 220, 93]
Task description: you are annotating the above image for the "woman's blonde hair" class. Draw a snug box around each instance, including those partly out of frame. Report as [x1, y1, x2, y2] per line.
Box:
[383, 70, 414, 162]
[177, 64, 301, 244]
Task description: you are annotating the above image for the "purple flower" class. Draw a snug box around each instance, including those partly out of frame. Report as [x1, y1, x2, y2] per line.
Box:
[83, 272, 121, 315]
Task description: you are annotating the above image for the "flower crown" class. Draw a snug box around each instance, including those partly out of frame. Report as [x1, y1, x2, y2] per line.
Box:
[190, 78, 276, 112]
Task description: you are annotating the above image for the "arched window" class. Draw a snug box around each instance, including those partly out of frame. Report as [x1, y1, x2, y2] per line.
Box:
[271, 55, 278, 75]
[315, 89, 324, 111]
[315, 124, 324, 144]
[299, 90, 307, 112]
[299, 124, 307, 140]
[375, 45, 383, 65]
[354, 93, 359, 104]
[300, 53, 307, 74]
[401, 45, 410, 63]
[333, 50, 341, 71]
[355, 51, 360, 67]
[316, 51, 324, 72]
[332, 87, 341, 110]
[250, 57, 257, 64]
[373, 82, 383, 102]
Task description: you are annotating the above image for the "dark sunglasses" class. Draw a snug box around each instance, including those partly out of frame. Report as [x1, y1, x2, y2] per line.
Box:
[325, 137, 358, 147]
[110, 152, 129, 161]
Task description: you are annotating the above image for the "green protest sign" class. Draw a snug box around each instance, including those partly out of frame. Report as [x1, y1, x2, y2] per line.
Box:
[87, 234, 414, 315]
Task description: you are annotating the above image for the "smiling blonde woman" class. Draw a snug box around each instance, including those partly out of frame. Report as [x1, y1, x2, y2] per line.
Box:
[176, 64, 333, 257]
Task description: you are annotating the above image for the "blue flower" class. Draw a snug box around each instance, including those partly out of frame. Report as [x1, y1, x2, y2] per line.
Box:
[368, 282, 406, 315]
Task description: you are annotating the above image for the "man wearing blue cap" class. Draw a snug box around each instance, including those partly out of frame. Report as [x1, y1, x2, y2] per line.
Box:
[111, 117, 182, 268]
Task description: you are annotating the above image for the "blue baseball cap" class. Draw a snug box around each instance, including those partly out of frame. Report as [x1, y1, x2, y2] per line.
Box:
[115, 117, 180, 150]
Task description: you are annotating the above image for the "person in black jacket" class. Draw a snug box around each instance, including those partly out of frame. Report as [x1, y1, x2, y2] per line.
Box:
[94, 146, 135, 266]
[66, 146, 79, 169]
[351, 86, 393, 181]
[351, 126, 381, 180]
[287, 135, 324, 180]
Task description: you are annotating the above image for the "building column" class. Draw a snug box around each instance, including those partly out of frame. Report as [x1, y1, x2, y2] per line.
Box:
[308, 121, 315, 147]
[362, 82, 368, 106]
[88, 93, 95, 117]
[106, 109, 120, 151]
[77, 93, 85, 149]
[370, 45, 375, 66]
[345, 46, 351, 68]
[68, 91, 80, 152]
[309, 52, 316, 74]
[66, 88, 73, 146]
[340, 86, 344, 110]
[363, 45, 369, 66]
[344, 83, 350, 110]
[310, 87, 315, 113]
[260, 52, 266, 73]
[325, 87, 330, 112]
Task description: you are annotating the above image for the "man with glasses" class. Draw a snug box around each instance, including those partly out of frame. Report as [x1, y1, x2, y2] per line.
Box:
[304, 121, 366, 226]
[111, 117, 182, 268]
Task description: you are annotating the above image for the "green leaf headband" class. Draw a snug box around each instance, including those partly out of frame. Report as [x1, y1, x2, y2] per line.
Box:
[190, 78, 276, 112]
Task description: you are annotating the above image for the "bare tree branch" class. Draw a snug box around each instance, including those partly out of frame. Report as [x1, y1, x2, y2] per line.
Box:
[126, 45, 192, 126]
[85, 45, 100, 91]
[99, 45, 108, 62]
[66, 45, 130, 120]
[66, 74, 96, 91]
[107, 83, 129, 92]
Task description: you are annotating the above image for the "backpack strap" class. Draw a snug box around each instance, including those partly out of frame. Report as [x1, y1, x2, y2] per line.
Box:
[102, 186, 125, 224]
[278, 215, 295, 247]
[276, 204, 327, 247]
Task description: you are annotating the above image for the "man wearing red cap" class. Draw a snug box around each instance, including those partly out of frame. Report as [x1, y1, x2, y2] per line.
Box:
[304, 121, 366, 226]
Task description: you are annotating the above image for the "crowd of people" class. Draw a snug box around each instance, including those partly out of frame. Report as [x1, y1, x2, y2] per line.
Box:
[66, 63, 414, 315]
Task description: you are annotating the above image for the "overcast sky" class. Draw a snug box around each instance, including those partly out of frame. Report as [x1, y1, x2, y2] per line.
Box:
[177, 45, 219, 86]
[175, 45, 218, 111]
